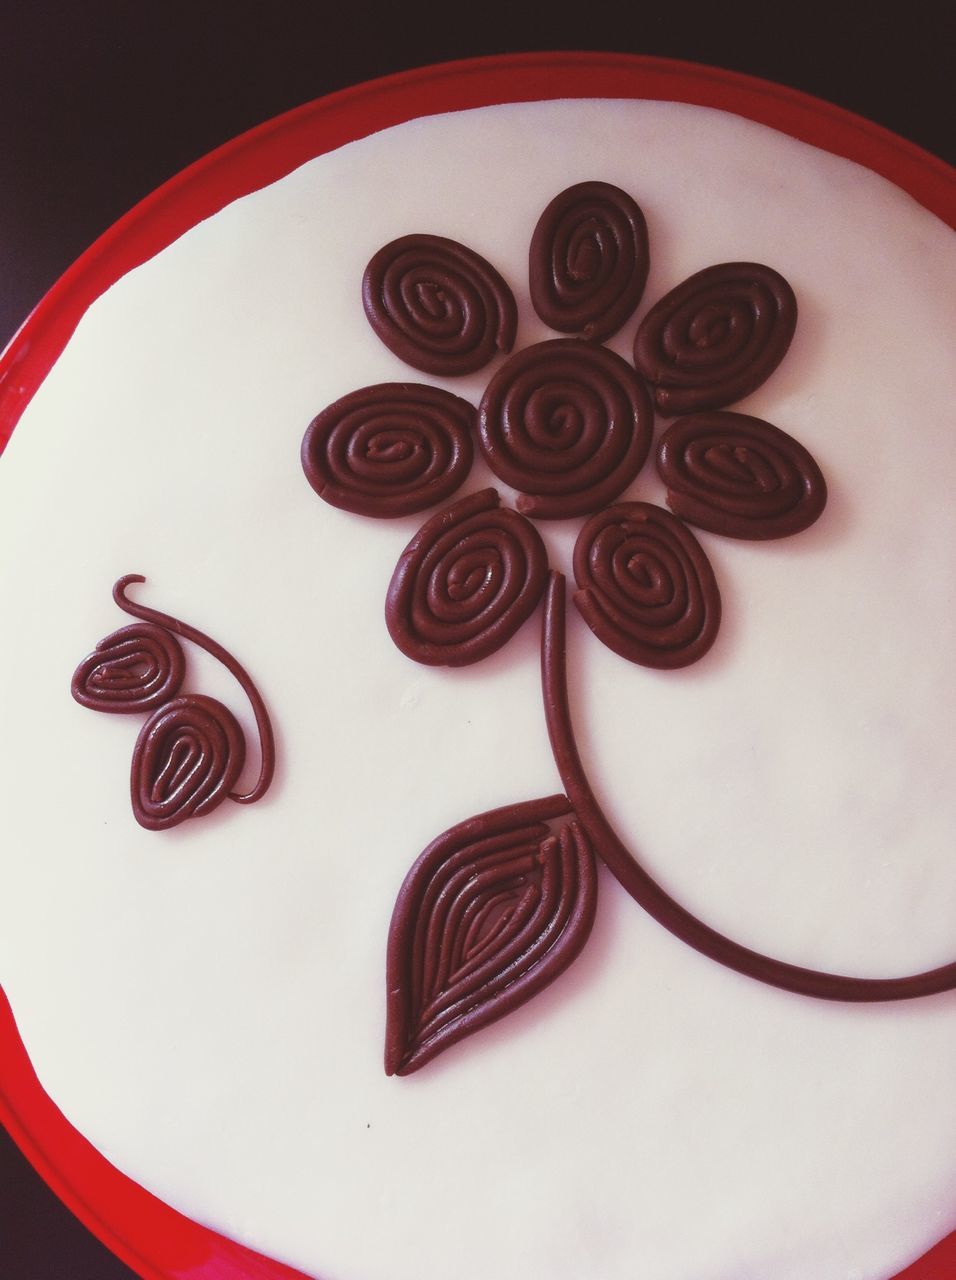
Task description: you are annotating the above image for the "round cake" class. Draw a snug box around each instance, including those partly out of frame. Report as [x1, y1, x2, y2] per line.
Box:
[1, 80, 955, 1280]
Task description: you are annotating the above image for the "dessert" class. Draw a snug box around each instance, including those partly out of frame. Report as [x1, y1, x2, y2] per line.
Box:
[1, 88, 955, 1280]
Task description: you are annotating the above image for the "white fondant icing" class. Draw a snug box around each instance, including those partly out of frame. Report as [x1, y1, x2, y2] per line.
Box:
[1, 99, 954, 1280]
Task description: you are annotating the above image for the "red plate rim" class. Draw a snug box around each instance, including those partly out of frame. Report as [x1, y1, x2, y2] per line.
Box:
[1, 50, 954, 1280]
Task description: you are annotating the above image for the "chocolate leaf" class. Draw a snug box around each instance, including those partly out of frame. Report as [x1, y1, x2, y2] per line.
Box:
[385, 795, 597, 1076]
[131, 694, 245, 831]
[72, 622, 185, 713]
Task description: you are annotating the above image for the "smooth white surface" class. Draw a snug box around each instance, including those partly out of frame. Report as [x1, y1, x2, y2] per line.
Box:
[2, 99, 955, 1280]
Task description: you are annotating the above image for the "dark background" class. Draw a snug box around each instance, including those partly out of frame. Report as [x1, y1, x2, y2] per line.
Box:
[1, 2, 952, 1276]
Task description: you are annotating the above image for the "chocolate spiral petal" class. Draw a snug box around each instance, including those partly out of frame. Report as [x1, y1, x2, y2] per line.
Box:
[131, 694, 245, 831]
[657, 412, 827, 539]
[363, 234, 517, 376]
[386, 487, 549, 666]
[385, 795, 597, 1075]
[72, 623, 185, 713]
[301, 383, 475, 518]
[633, 262, 797, 415]
[573, 502, 721, 668]
[478, 339, 653, 520]
[529, 181, 649, 341]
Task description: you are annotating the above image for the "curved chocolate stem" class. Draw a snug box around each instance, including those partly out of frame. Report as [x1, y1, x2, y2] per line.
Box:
[114, 575, 275, 805]
[541, 571, 956, 1002]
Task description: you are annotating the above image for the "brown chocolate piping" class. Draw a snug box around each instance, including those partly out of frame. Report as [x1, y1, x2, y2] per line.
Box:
[633, 262, 797, 416]
[72, 623, 185, 713]
[301, 383, 475, 518]
[572, 502, 721, 668]
[131, 694, 245, 831]
[541, 571, 956, 1001]
[529, 181, 649, 341]
[363, 234, 517, 377]
[657, 412, 827, 539]
[385, 795, 597, 1075]
[477, 339, 654, 520]
[385, 488, 549, 667]
[113, 575, 274, 805]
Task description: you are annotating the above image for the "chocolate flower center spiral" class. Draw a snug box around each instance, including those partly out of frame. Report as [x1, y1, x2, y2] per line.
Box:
[633, 262, 797, 415]
[573, 501, 721, 668]
[657, 411, 827, 539]
[72, 622, 184, 713]
[478, 339, 653, 520]
[301, 383, 475, 518]
[529, 181, 649, 341]
[131, 694, 246, 831]
[363, 234, 517, 377]
[386, 487, 549, 667]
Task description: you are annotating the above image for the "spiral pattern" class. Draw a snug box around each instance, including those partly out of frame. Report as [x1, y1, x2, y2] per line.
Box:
[363, 234, 517, 377]
[657, 412, 827, 539]
[477, 339, 654, 520]
[573, 502, 721, 668]
[301, 383, 475, 518]
[633, 262, 797, 415]
[386, 795, 597, 1075]
[72, 623, 185, 713]
[386, 487, 549, 667]
[131, 694, 246, 831]
[529, 181, 649, 341]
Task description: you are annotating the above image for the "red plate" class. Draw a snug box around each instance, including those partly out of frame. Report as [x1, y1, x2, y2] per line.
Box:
[1, 50, 954, 1280]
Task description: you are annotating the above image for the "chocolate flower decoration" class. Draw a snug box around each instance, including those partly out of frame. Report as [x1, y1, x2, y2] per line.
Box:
[385, 796, 597, 1076]
[72, 575, 275, 830]
[656, 411, 828, 539]
[529, 180, 649, 340]
[633, 262, 797, 415]
[300, 182, 846, 1074]
[301, 383, 475, 518]
[363, 233, 517, 376]
[573, 502, 721, 669]
[477, 339, 653, 519]
[385, 488, 548, 667]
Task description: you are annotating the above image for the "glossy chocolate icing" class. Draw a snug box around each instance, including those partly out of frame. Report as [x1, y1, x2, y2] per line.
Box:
[301, 382, 474, 518]
[385, 794, 597, 1075]
[657, 411, 827, 539]
[363, 233, 517, 377]
[541, 572, 956, 1001]
[633, 262, 797, 415]
[572, 501, 721, 668]
[529, 181, 649, 341]
[477, 338, 654, 520]
[385, 487, 549, 667]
